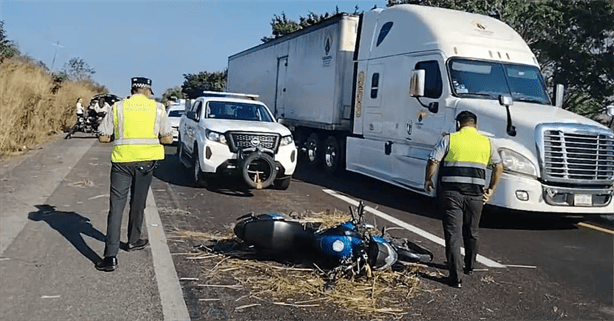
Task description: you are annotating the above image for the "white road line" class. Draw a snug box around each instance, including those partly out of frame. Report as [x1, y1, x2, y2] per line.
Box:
[145, 187, 191, 321]
[323, 189, 507, 268]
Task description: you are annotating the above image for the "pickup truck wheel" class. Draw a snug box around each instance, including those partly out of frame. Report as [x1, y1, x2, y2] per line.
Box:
[323, 136, 341, 173]
[305, 133, 320, 166]
[274, 177, 291, 190]
[242, 152, 277, 189]
[193, 149, 208, 188]
[177, 138, 186, 166]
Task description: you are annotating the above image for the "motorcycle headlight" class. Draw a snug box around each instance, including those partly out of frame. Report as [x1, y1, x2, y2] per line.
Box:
[206, 129, 227, 144]
[498, 148, 537, 177]
[280, 135, 293, 146]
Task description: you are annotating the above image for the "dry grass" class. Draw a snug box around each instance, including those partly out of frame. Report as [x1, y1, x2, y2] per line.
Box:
[171, 209, 426, 320]
[0, 58, 99, 156]
[199, 254, 422, 319]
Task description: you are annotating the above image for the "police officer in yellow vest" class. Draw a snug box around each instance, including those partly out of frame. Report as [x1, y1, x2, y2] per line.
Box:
[425, 111, 503, 288]
[95, 77, 173, 272]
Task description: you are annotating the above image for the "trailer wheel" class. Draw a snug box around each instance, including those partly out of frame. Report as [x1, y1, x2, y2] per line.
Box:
[323, 136, 341, 173]
[305, 133, 320, 166]
[242, 152, 277, 189]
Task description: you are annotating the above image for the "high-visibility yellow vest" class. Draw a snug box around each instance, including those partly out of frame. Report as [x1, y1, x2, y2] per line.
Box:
[441, 127, 491, 187]
[111, 95, 165, 163]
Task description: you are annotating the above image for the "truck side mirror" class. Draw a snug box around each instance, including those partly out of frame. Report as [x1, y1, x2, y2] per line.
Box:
[606, 105, 614, 117]
[554, 84, 564, 107]
[409, 70, 425, 97]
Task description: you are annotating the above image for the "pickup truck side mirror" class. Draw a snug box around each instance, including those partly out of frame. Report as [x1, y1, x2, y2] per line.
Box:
[553, 84, 564, 108]
[606, 105, 614, 117]
[186, 111, 196, 121]
[409, 70, 425, 97]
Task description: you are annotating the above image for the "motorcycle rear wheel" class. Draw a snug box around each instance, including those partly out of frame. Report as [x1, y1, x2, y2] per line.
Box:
[391, 239, 433, 263]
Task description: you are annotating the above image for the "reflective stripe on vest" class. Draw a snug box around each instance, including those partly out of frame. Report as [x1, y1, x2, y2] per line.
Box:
[441, 127, 491, 187]
[111, 95, 165, 163]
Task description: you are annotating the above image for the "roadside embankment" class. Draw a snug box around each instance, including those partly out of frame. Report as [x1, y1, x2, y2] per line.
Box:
[0, 58, 100, 156]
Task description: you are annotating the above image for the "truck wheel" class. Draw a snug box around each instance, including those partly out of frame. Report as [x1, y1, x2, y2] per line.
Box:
[305, 133, 320, 166]
[274, 177, 291, 190]
[242, 152, 277, 189]
[193, 148, 208, 188]
[323, 136, 341, 173]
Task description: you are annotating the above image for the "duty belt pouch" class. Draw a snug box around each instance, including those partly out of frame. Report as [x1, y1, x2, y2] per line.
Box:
[136, 161, 157, 175]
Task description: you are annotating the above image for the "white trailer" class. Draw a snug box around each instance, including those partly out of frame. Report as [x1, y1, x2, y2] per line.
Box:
[228, 4, 614, 214]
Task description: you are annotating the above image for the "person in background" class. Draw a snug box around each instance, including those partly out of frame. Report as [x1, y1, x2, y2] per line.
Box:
[94, 98, 111, 115]
[65, 97, 85, 139]
[424, 110, 503, 288]
[95, 77, 173, 272]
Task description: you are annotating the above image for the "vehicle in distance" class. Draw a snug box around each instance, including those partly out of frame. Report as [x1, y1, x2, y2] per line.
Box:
[167, 99, 185, 143]
[177, 91, 297, 190]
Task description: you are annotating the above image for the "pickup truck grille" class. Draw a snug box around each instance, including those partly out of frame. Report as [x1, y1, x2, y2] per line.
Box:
[228, 132, 280, 152]
[540, 125, 614, 184]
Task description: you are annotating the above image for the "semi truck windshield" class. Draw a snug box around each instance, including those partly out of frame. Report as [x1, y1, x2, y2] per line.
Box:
[449, 59, 550, 105]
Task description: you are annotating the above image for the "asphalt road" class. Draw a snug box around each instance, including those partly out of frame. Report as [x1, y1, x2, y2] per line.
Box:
[151, 145, 614, 321]
[2, 137, 611, 321]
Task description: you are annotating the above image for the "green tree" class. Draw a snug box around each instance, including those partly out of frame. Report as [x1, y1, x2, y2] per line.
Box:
[181, 69, 227, 99]
[262, 6, 360, 43]
[162, 86, 186, 103]
[387, 0, 614, 122]
[0, 21, 20, 62]
[62, 57, 96, 82]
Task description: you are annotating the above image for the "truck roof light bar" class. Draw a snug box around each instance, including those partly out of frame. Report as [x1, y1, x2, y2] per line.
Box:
[202, 91, 260, 100]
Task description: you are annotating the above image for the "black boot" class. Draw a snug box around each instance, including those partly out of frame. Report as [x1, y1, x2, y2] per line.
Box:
[95, 257, 118, 272]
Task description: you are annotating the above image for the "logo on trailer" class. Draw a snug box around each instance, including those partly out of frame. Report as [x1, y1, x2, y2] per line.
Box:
[324, 35, 332, 55]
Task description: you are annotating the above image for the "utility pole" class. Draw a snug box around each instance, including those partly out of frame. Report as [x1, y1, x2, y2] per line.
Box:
[50, 41, 63, 71]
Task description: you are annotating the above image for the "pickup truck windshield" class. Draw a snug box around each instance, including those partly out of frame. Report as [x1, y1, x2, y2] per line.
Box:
[449, 59, 550, 105]
[206, 102, 274, 122]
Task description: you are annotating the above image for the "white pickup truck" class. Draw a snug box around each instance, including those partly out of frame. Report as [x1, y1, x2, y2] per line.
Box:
[177, 91, 297, 189]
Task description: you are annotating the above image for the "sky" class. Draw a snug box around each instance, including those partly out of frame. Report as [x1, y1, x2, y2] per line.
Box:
[1, 0, 385, 98]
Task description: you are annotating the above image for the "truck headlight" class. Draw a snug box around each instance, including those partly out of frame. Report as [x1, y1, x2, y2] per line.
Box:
[280, 135, 293, 146]
[206, 129, 227, 144]
[498, 148, 537, 177]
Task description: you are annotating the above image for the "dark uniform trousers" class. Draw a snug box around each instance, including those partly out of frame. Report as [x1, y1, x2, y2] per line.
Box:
[440, 190, 483, 281]
[103, 161, 155, 257]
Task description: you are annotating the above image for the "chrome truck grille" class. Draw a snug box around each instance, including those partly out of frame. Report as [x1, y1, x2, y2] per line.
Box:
[537, 124, 614, 185]
[228, 132, 279, 152]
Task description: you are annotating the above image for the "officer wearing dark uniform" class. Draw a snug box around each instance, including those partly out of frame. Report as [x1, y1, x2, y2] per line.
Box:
[425, 111, 503, 288]
[95, 77, 173, 272]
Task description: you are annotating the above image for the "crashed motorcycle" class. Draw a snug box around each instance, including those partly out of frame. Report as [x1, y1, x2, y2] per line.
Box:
[233, 201, 433, 273]
[65, 111, 106, 138]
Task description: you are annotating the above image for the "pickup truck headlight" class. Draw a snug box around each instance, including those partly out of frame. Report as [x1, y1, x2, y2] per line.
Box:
[498, 148, 537, 177]
[280, 135, 293, 146]
[206, 129, 227, 144]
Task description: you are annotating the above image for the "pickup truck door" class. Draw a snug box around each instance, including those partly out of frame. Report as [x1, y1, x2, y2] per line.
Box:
[391, 55, 449, 192]
[185, 100, 202, 155]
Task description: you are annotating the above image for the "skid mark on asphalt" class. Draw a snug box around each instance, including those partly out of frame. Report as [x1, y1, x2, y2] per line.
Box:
[323, 189, 507, 268]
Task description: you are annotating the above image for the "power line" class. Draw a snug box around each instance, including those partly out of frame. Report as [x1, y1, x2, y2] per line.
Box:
[50, 41, 64, 71]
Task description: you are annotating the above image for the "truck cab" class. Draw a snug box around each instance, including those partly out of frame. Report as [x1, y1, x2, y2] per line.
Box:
[177, 92, 297, 189]
[348, 5, 614, 213]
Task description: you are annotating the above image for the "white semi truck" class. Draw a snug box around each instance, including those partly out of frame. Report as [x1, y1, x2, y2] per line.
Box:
[227, 4, 614, 214]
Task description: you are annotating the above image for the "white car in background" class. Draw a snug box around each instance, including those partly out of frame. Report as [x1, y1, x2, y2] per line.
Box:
[166, 101, 185, 143]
